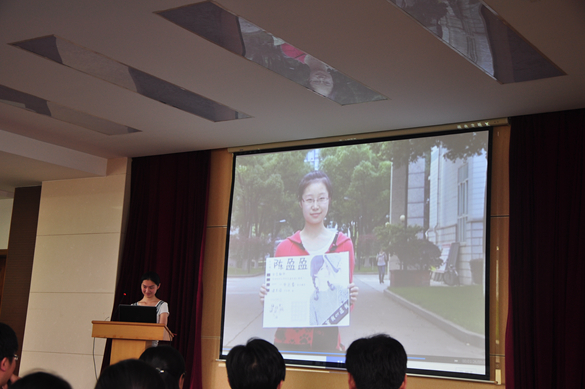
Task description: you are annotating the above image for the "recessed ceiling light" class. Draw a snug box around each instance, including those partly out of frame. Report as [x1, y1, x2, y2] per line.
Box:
[387, 0, 564, 83]
[157, 2, 388, 105]
[0, 84, 140, 136]
[11, 35, 250, 122]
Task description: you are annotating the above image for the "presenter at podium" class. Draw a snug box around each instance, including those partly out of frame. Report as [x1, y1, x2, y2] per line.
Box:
[133, 272, 169, 326]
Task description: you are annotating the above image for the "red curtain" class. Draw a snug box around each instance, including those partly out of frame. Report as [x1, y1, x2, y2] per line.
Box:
[103, 150, 210, 389]
[506, 109, 585, 388]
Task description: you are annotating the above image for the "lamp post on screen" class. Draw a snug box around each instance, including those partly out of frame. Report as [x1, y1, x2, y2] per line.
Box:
[272, 219, 286, 251]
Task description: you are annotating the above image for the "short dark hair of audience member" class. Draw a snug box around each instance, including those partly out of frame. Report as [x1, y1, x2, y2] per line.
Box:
[0, 322, 19, 387]
[345, 334, 407, 389]
[95, 359, 165, 389]
[10, 371, 72, 389]
[226, 338, 285, 389]
[140, 346, 186, 389]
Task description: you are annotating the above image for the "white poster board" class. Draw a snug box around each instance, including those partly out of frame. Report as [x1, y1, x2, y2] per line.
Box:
[263, 252, 350, 328]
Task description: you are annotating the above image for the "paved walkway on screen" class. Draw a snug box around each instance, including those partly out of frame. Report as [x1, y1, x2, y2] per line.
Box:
[223, 273, 484, 360]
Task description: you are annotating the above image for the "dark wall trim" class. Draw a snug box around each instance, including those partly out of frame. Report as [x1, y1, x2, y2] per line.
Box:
[0, 186, 41, 373]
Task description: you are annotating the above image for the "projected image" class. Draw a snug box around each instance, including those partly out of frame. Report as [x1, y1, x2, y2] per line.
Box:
[221, 129, 490, 379]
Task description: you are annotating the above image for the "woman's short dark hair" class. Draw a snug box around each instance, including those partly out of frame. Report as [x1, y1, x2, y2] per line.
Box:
[226, 338, 285, 389]
[95, 359, 166, 389]
[141, 272, 161, 286]
[297, 171, 332, 202]
[11, 372, 72, 389]
[140, 346, 186, 389]
[345, 334, 407, 389]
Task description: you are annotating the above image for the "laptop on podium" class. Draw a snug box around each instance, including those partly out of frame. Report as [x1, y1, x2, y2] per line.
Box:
[118, 304, 157, 323]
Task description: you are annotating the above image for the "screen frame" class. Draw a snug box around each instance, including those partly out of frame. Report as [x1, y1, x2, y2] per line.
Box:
[219, 126, 493, 382]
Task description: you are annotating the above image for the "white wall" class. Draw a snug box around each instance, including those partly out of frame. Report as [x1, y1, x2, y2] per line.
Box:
[19, 158, 130, 389]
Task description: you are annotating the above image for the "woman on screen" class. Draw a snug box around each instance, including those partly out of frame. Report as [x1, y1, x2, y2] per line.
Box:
[263, 170, 357, 352]
[133, 271, 169, 326]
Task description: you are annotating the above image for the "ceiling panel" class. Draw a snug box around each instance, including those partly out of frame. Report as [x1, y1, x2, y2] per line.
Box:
[0, 0, 584, 192]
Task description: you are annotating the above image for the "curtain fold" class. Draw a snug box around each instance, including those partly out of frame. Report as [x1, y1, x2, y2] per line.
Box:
[506, 109, 585, 388]
[102, 150, 210, 389]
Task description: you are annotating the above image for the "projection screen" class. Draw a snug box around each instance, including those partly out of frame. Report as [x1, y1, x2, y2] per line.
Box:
[220, 128, 491, 380]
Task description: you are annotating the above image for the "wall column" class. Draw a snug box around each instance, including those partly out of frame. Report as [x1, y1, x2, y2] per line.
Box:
[19, 158, 130, 389]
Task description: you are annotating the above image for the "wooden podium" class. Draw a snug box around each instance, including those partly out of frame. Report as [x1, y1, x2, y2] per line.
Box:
[92, 321, 174, 365]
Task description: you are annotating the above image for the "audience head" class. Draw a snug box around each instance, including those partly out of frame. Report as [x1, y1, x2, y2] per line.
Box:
[140, 346, 186, 389]
[10, 371, 71, 389]
[95, 359, 165, 389]
[226, 338, 285, 389]
[345, 334, 407, 389]
[0, 322, 19, 387]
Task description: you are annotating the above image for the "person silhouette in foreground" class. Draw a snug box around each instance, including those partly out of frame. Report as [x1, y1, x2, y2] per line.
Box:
[0, 322, 19, 389]
[345, 334, 407, 389]
[95, 359, 165, 389]
[226, 338, 285, 389]
[140, 345, 186, 389]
